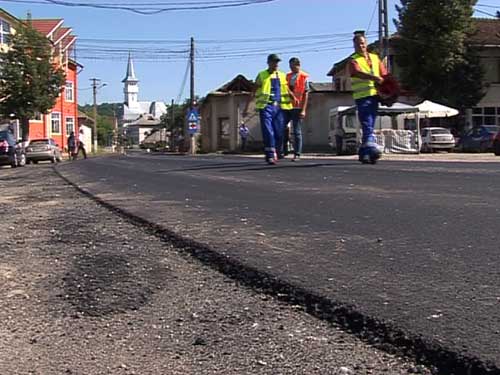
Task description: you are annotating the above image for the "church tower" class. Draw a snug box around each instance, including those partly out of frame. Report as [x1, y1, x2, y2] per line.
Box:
[122, 53, 139, 109]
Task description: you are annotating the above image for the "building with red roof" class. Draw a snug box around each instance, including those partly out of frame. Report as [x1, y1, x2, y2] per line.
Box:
[0, 8, 82, 151]
[28, 17, 81, 151]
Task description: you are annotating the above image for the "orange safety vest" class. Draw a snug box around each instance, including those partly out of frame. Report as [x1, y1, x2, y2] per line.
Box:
[286, 70, 309, 109]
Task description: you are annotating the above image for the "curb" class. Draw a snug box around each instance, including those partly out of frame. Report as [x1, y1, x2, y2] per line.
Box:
[54, 165, 499, 375]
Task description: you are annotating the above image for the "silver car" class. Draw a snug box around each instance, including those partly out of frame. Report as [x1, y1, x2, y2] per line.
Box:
[26, 138, 62, 164]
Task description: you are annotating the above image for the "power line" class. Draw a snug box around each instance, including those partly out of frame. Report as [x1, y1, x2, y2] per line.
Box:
[176, 56, 190, 104]
[4, 0, 278, 15]
[474, 7, 499, 17]
[476, 3, 500, 9]
[77, 31, 377, 45]
[366, 0, 378, 35]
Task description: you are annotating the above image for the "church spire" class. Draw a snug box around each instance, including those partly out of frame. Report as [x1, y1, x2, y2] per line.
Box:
[122, 53, 138, 83]
[123, 52, 139, 107]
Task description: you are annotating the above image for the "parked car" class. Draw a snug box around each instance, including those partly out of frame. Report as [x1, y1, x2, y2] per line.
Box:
[493, 131, 500, 156]
[458, 125, 500, 153]
[420, 127, 456, 152]
[26, 138, 62, 164]
[0, 130, 26, 168]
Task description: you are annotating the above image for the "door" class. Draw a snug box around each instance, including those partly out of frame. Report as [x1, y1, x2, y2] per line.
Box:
[218, 117, 231, 151]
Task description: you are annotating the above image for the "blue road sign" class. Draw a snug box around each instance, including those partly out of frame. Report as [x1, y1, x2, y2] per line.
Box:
[187, 109, 199, 135]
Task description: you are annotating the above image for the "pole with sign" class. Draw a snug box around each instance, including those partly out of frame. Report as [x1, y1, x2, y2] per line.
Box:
[187, 108, 199, 155]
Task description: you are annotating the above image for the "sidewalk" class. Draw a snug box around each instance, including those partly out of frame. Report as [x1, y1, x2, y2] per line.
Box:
[233, 152, 500, 163]
[0, 165, 426, 375]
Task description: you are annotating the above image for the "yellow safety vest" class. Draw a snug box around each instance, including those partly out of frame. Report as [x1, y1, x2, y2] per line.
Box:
[351, 52, 381, 100]
[255, 70, 292, 110]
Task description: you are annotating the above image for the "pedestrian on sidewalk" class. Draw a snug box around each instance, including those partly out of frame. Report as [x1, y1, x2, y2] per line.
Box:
[76, 128, 88, 159]
[349, 31, 387, 164]
[67, 131, 77, 160]
[243, 53, 295, 165]
[239, 122, 250, 152]
[285, 57, 309, 161]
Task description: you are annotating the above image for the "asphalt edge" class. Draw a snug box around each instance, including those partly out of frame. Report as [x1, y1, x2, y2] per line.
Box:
[53, 166, 499, 375]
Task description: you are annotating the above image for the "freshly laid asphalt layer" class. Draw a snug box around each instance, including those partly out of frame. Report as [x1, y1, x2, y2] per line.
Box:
[57, 153, 500, 374]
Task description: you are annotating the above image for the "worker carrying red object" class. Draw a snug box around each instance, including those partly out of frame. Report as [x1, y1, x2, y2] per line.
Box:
[376, 74, 400, 107]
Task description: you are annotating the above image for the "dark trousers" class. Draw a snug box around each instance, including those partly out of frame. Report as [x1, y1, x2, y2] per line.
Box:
[77, 144, 87, 159]
[283, 109, 303, 156]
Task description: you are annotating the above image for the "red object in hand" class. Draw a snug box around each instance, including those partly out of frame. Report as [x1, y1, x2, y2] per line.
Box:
[376, 74, 400, 107]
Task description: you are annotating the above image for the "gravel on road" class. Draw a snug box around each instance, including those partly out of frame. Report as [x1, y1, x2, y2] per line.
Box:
[0, 165, 429, 374]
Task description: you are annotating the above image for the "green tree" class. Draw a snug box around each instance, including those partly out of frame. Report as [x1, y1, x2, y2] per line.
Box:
[394, 0, 485, 109]
[0, 22, 65, 140]
[78, 103, 119, 146]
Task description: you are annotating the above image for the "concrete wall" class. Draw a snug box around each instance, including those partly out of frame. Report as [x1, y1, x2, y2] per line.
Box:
[302, 92, 354, 151]
[201, 93, 260, 153]
[201, 91, 359, 153]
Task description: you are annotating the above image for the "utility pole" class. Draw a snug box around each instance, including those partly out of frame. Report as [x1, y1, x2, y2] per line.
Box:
[378, 0, 390, 72]
[189, 37, 196, 155]
[190, 37, 195, 109]
[90, 78, 101, 153]
[170, 98, 175, 151]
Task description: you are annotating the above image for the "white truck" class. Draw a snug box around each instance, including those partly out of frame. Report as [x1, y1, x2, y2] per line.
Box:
[328, 103, 422, 154]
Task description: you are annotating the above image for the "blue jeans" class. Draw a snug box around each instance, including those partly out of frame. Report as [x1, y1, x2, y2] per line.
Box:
[356, 96, 379, 158]
[284, 109, 303, 156]
[260, 104, 284, 159]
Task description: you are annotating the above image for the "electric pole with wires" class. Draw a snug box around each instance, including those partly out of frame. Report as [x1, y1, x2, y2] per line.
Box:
[90, 78, 106, 153]
[188, 37, 198, 155]
[190, 37, 195, 109]
[378, 0, 390, 72]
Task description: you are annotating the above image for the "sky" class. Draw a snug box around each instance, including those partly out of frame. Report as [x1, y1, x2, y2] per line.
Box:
[2, 0, 497, 105]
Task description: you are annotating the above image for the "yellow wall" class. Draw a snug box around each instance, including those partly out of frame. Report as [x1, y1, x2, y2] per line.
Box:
[0, 9, 18, 53]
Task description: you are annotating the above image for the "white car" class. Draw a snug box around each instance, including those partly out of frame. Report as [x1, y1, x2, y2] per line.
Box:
[420, 127, 455, 152]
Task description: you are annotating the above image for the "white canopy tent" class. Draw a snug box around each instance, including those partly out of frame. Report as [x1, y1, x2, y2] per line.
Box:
[337, 102, 422, 153]
[410, 100, 459, 118]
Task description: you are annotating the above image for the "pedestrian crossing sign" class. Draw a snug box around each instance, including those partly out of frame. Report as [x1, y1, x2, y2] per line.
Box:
[187, 109, 199, 134]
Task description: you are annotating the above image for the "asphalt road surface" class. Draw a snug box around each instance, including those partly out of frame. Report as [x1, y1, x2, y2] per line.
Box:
[58, 153, 500, 371]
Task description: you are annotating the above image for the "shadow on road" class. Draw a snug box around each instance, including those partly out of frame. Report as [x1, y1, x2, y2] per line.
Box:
[151, 160, 358, 174]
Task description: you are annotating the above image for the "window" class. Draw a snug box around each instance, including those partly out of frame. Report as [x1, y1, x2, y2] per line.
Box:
[472, 107, 500, 127]
[65, 117, 74, 134]
[0, 20, 11, 45]
[51, 113, 61, 133]
[484, 107, 495, 116]
[65, 81, 74, 102]
[31, 112, 43, 121]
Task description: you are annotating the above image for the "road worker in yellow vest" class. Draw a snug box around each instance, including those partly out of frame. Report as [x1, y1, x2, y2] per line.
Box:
[284, 57, 309, 161]
[349, 31, 387, 164]
[243, 53, 294, 165]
